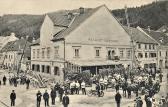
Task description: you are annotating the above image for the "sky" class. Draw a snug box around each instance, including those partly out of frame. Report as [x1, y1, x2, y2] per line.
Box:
[0, 0, 159, 15]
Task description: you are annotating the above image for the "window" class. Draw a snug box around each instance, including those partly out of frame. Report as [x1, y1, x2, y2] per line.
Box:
[166, 51, 168, 57]
[145, 53, 148, 58]
[54, 67, 60, 76]
[145, 44, 147, 50]
[119, 49, 124, 58]
[73, 46, 81, 58]
[126, 49, 131, 59]
[54, 46, 59, 58]
[32, 64, 35, 71]
[153, 45, 155, 50]
[95, 47, 101, 57]
[160, 51, 161, 57]
[96, 49, 100, 57]
[47, 47, 50, 58]
[138, 53, 143, 58]
[37, 49, 40, 58]
[42, 48, 45, 58]
[33, 49, 35, 59]
[149, 53, 156, 58]
[75, 49, 79, 57]
[149, 44, 151, 50]
[41, 65, 45, 73]
[46, 66, 51, 74]
[138, 44, 141, 49]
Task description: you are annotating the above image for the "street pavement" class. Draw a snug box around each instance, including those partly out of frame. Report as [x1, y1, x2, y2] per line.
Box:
[0, 69, 167, 107]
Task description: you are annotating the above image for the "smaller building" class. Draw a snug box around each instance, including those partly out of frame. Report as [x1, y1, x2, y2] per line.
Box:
[1, 38, 31, 71]
[124, 26, 158, 69]
[139, 26, 168, 69]
[0, 33, 18, 65]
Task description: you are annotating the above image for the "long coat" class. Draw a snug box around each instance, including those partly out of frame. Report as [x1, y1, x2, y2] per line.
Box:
[62, 96, 69, 105]
[10, 92, 16, 100]
[115, 93, 122, 103]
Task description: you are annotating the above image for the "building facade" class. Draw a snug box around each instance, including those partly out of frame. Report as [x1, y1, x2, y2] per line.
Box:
[124, 26, 158, 69]
[0, 33, 18, 65]
[31, 5, 133, 81]
[138, 26, 168, 69]
[1, 38, 31, 71]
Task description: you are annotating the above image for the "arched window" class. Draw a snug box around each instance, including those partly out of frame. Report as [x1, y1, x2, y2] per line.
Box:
[46, 66, 51, 74]
[32, 64, 35, 71]
[54, 67, 60, 76]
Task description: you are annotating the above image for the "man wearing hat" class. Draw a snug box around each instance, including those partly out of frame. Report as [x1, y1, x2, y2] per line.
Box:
[62, 93, 70, 107]
[10, 90, 16, 107]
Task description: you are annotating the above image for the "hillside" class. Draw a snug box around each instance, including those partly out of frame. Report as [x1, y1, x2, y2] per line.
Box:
[0, 14, 44, 40]
[112, 1, 168, 30]
[0, 1, 167, 40]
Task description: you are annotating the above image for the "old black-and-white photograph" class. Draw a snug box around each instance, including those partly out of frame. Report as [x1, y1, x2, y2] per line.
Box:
[0, 0, 168, 107]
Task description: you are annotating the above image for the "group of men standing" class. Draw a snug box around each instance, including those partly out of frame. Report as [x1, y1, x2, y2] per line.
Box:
[36, 89, 69, 107]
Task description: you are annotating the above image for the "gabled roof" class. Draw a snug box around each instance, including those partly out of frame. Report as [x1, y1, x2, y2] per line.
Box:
[157, 25, 168, 33]
[123, 26, 158, 44]
[52, 5, 103, 41]
[1, 39, 31, 52]
[141, 28, 168, 45]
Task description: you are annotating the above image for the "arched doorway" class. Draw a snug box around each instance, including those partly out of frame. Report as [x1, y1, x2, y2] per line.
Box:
[54, 67, 59, 75]
[32, 64, 35, 71]
[46, 66, 51, 74]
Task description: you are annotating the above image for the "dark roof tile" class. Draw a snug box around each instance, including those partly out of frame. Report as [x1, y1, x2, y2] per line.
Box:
[123, 26, 158, 44]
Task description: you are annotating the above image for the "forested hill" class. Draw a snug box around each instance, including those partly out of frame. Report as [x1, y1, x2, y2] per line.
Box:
[0, 1, 167, 40]
[112, 1, 168, 30]
[0, 14, 44, 40]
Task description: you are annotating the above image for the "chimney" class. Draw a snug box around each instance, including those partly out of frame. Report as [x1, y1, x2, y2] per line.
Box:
[67, 12, 73, 20]
[148, 26, 151, 33]
[79, 7, 84, 14]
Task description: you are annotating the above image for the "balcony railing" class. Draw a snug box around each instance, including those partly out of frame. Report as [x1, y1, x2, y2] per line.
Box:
[107, 56, 120, 61]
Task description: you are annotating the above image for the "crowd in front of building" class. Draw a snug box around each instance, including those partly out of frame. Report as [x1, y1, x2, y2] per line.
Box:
[0, 4, 168, 107]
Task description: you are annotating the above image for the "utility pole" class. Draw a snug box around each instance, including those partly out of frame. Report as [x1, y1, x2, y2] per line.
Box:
[125, 5, 135, 78]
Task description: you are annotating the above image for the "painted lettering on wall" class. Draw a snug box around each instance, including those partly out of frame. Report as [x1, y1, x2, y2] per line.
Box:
[88, 38, 118, 42]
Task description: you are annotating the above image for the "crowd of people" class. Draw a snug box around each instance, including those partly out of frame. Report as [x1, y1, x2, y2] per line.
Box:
[0, 66, 168, 107]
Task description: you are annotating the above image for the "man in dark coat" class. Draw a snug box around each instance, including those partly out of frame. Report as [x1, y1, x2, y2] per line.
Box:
[50, 88, 56, 105]
[10, 90, 16, 107]
[26, 78, 30, 89]
[115, 83, 120, 92]
[122, 82, 127, 97]
[62, 93, 69, 107]
[59, 86, 64, 102]
[137, 97, 143, 107]
[96, 83, 101, 97]
[43, 90, 49, 107]
[36, 90, 42, 107]
[3, 75, 7, 85]
[144, 93, 152, 107]
[127, 86, 132, 98]
[115, 91, 122, 107]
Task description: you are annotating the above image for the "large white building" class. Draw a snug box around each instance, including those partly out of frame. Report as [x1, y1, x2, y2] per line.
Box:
[31, 5, 133, 81]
